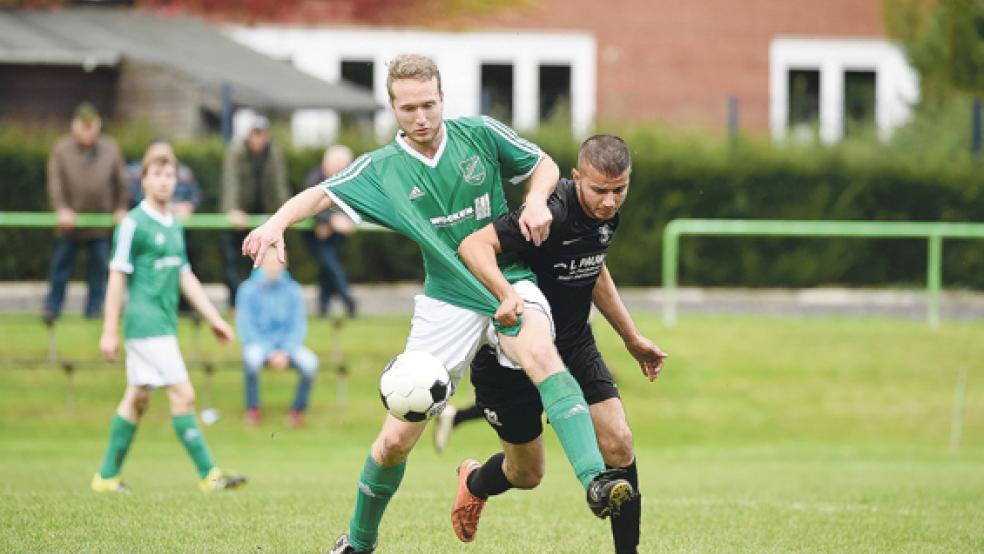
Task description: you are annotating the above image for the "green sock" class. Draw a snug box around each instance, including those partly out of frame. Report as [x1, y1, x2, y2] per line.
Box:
[172, 413, 214, 479]
[348, 453, 406, 551]
[538, 371, 605, 489]
[98, 413, 137, 479]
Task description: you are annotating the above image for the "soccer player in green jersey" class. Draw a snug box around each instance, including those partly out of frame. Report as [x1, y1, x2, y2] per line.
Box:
[242, 54, 634, 553]
[91, 147, 246, 494]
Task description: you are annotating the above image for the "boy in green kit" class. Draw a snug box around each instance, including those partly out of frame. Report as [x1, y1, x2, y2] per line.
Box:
[91, 144, 246, 493]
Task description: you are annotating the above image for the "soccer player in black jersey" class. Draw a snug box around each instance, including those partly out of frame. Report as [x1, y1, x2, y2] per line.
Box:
[450, 135, 667, 553]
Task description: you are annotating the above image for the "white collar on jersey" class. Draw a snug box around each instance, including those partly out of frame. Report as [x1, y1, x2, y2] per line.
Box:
[139, 200, 175, 227]
[394, 122, 448, 168]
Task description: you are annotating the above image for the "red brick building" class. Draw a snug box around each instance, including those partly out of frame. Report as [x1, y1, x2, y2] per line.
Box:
[194, 0, 918, 140]
[463, 0, 888, 134]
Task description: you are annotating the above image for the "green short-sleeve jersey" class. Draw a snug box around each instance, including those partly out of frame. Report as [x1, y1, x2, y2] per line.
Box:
[320, 116, 540, 318]
[109, 202, 189, 339]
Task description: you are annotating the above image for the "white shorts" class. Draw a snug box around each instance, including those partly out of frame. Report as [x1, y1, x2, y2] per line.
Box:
[403, 279, 554, 391]
[125, 336, 189, 388]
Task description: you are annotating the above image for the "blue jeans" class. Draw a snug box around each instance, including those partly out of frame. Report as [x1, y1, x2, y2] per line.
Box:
[44, 236, 110, 318]
[305, 233, 355, 316]
[242, 344, 320, 412]
[220, 230, 249, 308]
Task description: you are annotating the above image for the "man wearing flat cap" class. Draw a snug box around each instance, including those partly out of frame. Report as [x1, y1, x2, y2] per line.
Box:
[220, 114, 290, 307]
[43, 102, 128, 325]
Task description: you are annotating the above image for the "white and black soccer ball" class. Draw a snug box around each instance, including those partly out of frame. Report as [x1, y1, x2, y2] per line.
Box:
[379, 351, 451, 422]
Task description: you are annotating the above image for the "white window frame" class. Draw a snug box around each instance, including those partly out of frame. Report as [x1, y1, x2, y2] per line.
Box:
[770, 37, 919, 143]
[226, 26, 596, 145]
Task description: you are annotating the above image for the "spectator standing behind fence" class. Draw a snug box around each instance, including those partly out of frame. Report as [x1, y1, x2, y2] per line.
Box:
[235, 252, 319, 428]
[220, 115, 289, 308]
[42, 102, 128, 325]
[303, 145, 358, 318]
[127, 140, 201, 313]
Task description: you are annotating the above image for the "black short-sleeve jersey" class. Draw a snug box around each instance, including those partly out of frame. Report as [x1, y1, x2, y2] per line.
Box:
[492, 178, 619, 350]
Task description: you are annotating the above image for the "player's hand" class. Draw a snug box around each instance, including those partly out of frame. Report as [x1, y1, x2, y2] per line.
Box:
[518, 197, 553, 246]
[209, 318, 235, 344]
[625, 335, 667, 381]
[494, 292, 525, 328]
[99, 331, 119, 361]
[268, 350, 290, 370]
[242, 221, 286, 267]
[56, 208, 76, 230]
[227, 209, 249, 229]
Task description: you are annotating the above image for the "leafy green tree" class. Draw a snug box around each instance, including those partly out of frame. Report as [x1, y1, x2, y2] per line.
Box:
[885, 0, 984, 101]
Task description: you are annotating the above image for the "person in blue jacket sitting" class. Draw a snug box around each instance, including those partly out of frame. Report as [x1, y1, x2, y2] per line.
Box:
[235, 252, 319, 427]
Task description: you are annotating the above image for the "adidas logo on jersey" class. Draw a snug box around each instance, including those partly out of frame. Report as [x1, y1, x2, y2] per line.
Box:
[409, 186, 425, 201]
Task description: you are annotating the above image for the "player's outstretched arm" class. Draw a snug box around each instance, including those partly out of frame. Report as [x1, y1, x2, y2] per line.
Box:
[458, 225, 524, 327]
[99, 270, 127, 361]
[241, 187, 333, 267]
[592, 264, 667, 381]
[518, 155, 560, 246]
[179, 271, 234, 344]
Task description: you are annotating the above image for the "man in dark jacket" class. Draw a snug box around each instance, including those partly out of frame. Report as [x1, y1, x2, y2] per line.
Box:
[302, 145, 358, 318]
[220, 114, 289, 307]
[43, 102, 128, 324]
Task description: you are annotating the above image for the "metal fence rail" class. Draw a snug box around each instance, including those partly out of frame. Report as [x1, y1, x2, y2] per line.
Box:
[0, 211, 387, 231]
[662, 218, 984, 328]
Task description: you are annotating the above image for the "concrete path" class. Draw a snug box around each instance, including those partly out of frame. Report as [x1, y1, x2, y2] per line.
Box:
[3, 281, 984, 320]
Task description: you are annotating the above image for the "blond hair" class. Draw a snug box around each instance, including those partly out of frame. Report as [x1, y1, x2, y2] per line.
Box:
[386, 54, 443, 101]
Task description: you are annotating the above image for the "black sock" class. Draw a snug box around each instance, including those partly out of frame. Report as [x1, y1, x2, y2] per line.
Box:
[609, 458, 641, 554]
[453, 404, 484, 427]
[466, 452, 513, 499]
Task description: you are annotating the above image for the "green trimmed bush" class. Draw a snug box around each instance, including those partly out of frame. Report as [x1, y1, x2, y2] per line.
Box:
[2, 125, 984, 289]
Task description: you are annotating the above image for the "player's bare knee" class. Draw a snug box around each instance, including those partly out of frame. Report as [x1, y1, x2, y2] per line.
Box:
[507, 462, 544, 489]
[376, 433, 415, 464]
[169, 389, 196, 413]
[600, 428, 634, 468]
[524, 342, 564, 379]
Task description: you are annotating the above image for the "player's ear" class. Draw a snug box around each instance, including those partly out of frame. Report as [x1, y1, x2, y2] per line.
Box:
[571, 168, 580, 183]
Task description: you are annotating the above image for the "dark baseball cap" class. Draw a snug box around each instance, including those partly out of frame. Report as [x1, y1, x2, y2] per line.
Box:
[73, 102, 100, 122]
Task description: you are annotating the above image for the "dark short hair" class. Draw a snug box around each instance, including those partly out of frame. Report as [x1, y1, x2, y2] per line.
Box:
[578, 135, 631, 177]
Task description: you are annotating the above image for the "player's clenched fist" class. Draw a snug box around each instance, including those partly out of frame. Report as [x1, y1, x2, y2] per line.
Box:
[494, 292, 525, 328]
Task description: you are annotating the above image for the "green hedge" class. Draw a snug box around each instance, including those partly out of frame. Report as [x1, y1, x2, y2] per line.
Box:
[3, 126, 984, 289]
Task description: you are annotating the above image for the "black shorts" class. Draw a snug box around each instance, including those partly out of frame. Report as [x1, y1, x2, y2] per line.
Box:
[470, 336, 620, 445]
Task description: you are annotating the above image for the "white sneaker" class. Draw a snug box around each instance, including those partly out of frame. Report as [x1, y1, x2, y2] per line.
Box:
[432, 404, 458, 454]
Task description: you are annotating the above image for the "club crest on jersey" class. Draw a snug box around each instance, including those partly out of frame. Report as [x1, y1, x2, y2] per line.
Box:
[409, 185, 425, 201]
[598, 225, 613, 244]
[458, 155, 486, 185]
[154, 232, 166, 245]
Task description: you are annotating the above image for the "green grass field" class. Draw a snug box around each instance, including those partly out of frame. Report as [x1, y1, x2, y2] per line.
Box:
[1, 312, 983, 553]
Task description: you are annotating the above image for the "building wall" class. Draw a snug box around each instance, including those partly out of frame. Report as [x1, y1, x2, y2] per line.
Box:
[220, 0, 909, 138]
[460, 0, 888, 133]
[115, 62, 211, 138]
[0, 65, 119, 129]
[227, 27, 595, 142]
